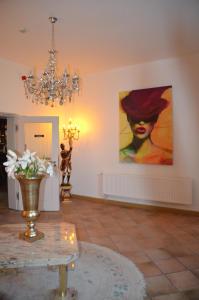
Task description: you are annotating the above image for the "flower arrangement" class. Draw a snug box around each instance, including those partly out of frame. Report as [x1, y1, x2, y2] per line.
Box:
[3, 149, 54, 179]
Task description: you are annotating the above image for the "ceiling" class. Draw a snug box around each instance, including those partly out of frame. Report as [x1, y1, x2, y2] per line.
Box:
[0, 0, 199, 75]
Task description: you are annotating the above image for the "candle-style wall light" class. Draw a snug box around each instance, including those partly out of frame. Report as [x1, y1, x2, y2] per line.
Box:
[63, 119, 80, 144]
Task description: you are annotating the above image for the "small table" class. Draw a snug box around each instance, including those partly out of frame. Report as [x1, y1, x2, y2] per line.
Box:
[0, 223, 79, 299]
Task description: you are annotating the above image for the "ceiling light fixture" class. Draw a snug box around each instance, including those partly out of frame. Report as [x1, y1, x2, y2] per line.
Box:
[21, 17, 80, 107]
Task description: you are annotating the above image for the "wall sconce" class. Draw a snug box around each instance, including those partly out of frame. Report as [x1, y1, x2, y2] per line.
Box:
[63, 119, 80, 144]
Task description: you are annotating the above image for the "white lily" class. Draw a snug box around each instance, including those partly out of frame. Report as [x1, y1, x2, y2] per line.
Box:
[7, 149, 17, 159]
[3, 149, 54, 178]
[4, 157, 16, 167]
[3, 150, 18, 178]
[18, 149, 37, 169]
[23, 149, 36, 161]
[37, 157, 47, 172]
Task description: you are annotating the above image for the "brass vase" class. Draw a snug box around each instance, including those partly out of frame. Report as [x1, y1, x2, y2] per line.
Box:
[16, 175, 45, 242]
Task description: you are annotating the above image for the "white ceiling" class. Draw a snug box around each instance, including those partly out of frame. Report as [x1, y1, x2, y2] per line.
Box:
[0, 0, 199, 75]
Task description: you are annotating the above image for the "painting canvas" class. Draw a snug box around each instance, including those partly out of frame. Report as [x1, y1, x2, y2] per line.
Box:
[119, 86, 173, 165]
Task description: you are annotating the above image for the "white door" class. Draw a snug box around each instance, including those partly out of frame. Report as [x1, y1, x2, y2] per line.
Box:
[7, 115, 60, 211]
[7, 116, 18, 209]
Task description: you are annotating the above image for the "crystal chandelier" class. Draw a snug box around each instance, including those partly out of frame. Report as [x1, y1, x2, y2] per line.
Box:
[21, 17, 80, 107]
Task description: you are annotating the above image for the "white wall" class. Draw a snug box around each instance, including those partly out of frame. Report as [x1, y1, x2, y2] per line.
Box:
[0, 57, 72, 139]
[71, 52, 199, 211]
[1, 54, 199, 211]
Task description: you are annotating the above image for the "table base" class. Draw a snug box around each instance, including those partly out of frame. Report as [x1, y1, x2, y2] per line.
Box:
[54, 265, 77, 300]
[55, 288, 77, 300]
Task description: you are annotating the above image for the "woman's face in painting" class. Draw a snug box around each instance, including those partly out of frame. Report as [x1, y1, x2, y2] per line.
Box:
[128, 118, 155, 140]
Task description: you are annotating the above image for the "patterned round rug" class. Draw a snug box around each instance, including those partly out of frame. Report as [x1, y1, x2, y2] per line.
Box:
[0, 242, 146, 300]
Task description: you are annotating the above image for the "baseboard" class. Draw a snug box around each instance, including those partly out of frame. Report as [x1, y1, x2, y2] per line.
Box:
[72, 194, 199, 216]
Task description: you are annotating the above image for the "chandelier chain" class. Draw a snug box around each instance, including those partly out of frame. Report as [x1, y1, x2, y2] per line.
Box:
[51, 19, 55, 50]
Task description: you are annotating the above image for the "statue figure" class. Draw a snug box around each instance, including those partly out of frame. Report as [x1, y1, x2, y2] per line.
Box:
[60, 140, 72, 186]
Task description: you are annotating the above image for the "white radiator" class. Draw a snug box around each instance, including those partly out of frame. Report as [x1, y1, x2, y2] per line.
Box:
[102, 173, 192, 205]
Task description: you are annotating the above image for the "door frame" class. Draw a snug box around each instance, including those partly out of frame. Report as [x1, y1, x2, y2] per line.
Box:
[0, 113, 60, 211]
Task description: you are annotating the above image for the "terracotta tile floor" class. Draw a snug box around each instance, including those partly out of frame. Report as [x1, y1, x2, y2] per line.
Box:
[1, 198, 199, 299]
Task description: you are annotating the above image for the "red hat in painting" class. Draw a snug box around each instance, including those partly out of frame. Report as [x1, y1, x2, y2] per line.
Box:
[121, 86, 171, 121]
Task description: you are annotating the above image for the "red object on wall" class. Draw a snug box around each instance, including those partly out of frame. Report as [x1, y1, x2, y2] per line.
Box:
[21, 75, 27, 81]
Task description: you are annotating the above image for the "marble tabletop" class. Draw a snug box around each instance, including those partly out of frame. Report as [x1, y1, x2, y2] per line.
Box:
[0, 223, 79, 269]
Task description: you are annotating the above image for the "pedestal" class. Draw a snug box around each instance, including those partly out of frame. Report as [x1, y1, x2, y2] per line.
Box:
[60, 184, 72, 203]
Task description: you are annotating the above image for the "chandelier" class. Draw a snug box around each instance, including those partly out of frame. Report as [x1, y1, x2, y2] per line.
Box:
[21, 17, 80, 107]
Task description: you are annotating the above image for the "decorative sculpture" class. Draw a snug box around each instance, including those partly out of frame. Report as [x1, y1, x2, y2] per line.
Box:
[60, 119, 80, 201]
[60, 141, 72, 186]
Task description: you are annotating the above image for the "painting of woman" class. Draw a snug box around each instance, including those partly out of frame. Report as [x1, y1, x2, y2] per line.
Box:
[119, 86, 173, 165]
